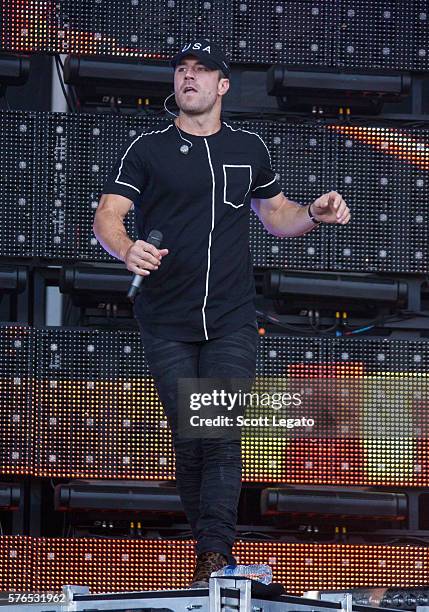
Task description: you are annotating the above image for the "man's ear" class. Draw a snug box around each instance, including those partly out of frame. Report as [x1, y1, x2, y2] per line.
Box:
[219, 78, 230, 97]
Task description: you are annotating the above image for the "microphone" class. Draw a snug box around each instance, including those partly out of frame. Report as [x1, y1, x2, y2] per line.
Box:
[127, 229, 163, 301]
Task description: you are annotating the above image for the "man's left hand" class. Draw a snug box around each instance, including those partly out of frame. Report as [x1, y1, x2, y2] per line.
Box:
[310, 191, 350, 225]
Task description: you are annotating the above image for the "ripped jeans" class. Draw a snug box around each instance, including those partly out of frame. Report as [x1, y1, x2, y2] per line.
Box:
[138, 321, 259, 564]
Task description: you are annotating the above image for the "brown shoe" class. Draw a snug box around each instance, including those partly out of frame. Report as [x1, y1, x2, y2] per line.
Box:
[189, 551, 229, 588]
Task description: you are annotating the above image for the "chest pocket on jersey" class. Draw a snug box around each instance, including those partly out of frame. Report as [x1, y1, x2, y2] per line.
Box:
[223, 164, 252, 208]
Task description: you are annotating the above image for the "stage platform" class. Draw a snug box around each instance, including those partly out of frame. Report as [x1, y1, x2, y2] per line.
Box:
[0, 578, 416, 612]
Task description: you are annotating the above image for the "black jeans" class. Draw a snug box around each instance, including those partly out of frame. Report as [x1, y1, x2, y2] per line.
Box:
[138, 321, 259, 564]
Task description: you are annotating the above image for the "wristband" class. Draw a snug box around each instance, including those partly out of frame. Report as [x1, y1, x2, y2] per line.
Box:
[307, 203, 322, 225]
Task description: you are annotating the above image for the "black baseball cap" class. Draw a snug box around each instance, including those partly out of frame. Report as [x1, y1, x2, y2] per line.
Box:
[171, 38, 230, 78]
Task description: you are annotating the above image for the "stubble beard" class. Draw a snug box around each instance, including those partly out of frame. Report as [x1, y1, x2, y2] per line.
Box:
[176, 91, 217, 116]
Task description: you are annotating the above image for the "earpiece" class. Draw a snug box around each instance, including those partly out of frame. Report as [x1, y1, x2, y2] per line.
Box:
[163, 92, 178, 117]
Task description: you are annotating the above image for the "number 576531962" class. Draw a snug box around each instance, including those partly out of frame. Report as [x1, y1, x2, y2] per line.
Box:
[6, 592, 66, 604]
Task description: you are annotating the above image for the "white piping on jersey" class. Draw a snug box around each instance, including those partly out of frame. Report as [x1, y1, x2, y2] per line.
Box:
[202, 138, 216, 341]
[252, 176, 276, 191]
[222, 121, 277, 192]
[223, 164, 252, 207]
[223, 121, 273, 161]
[115, 124, 174, 193]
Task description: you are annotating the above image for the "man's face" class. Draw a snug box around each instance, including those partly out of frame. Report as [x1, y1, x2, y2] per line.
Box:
[174, 56, 229, 114]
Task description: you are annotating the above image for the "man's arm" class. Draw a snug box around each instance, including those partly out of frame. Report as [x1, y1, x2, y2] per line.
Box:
[251, 190, 350, 238]
[93, 194, 168, 276]
[93, 194, 135, 261]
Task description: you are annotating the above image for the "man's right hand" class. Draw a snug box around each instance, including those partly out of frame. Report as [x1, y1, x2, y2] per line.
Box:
[124, 240, 169, 276]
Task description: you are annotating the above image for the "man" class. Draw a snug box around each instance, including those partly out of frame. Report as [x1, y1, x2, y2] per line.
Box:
[94, 38, 350, 587]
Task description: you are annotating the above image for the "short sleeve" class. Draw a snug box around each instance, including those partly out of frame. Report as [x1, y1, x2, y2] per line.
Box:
[101, 136, 147, 202]
[251, 135, 282, 199]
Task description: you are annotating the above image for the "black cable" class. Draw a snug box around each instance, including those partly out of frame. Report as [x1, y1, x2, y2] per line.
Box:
[307, 309, 341, 334]
[256, 310, 323, 335]
[257, 307, 425, 337]
[344, 311, 417, 332]
[310, 319, 341, 334]
[56, 54, 80, 110]
[259, 308, 344, 336]
[240, 531, 276, 540]
[54, 54, 75, 112]
[63, 295, 73, 326]
[79, 322, 138, 331]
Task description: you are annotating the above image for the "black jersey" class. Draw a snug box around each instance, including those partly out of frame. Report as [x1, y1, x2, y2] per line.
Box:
[101, 119, 282, 341]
